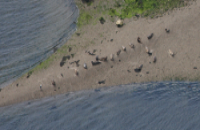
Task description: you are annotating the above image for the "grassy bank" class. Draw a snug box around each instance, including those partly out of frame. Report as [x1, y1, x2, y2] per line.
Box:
[76, 0, 189, 28]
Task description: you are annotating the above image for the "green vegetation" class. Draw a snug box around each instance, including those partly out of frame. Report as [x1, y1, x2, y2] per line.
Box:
[76, 0, 187, 28]
[77, 12, 92, 28]
[116, 0, 185, 19]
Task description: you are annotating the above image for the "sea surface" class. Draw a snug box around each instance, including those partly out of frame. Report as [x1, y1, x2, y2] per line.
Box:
[0, 81, 200, 130]
[0, 0, 78, 88]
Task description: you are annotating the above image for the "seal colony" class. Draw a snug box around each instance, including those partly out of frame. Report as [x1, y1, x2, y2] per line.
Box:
[0, 0, 199, 107]
[53, 19, 172, 86]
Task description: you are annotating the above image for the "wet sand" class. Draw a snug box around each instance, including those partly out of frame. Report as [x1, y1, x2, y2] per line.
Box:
[0, 0, 200, 107]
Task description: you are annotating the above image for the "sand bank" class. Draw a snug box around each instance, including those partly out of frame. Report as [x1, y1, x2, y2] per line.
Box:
[0, 0, 199, 107]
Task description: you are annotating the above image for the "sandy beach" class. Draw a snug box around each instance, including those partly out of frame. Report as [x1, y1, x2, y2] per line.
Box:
[0, 0, 199, 107]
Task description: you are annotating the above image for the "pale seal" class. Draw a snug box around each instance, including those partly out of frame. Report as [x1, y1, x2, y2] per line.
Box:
[116, 19, 123, 27]
[74, 69, 78, 76]
[145, 46, 153, 56]
[168, 49, 175, 57]
[83, 63, 87, 69]
[129, 43, 134, 48]
[40, 84, 42, 91]
[122, 46, 126, 51]
[153, 56, 157, 63]
[99, 56, 107, 61]
[110, 54, 114, 61]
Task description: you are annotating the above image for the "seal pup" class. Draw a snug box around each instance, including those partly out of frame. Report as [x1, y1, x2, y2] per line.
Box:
[134, 64, 143, 72]
[168, 49, 175, 57]
[96, 56, 99, 61]
[153, 56, 157, 63]
[110, 54, 114, 61]
[122, 46, 126, 51]
[52, 80, 56, 91]
[129, 43, 134, 49]
[40, 84, 42, 91]
[147, 33, 154, 39]
[91, 61, 101, 66]
[145, 46, 153, 56]
[69, 60, 80, 67]
[87, 51, 95, 55]
[165, 29, 170, 33]
[83, 63, 87, 69]
[98, 80, 105, 84]
[137, 37, 141, 43]
[116, 49, 121, 56]
[52, 80, 56, 87]
[99, 56, 107, 61]
[74, 69, 79, 76]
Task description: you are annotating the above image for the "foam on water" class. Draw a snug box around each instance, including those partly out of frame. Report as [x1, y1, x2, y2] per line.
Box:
[0, 82, 200, 130]
[0, 0, 78, 87]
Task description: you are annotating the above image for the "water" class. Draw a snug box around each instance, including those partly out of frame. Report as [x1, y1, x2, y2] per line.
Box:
[0, 0, 79, 88]
[0, 81, 200, 130]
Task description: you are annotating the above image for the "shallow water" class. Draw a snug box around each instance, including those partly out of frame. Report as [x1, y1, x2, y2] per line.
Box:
[0, 0, 78, 87]
[0, 81, 200, 130]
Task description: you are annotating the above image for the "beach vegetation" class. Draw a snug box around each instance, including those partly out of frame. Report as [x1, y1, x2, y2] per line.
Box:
[77, 12, 92, 28]
[76, 0, 187, 28]
[81, 0, 94, 6]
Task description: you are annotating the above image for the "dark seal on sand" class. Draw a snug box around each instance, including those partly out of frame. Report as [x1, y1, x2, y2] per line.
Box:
[137, 37, 141, 43]
[147, 33, 154, 39]
[165, 28, 170, 33]
[134, 64, 143, 72]
[91, 61, 101, 66]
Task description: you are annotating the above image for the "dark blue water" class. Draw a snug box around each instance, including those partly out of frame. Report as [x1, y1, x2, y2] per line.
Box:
[0, 82, 200, 130]
[0, 0, 78, 88]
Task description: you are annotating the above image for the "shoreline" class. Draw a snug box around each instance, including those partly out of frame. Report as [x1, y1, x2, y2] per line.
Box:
[0, 0, 200, 107]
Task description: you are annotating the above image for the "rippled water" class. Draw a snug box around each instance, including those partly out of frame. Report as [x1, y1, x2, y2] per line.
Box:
[0, 82, 200, 130]
[0, 0, 78, 87]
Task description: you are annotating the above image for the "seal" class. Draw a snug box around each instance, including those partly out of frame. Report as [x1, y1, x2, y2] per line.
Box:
[52, 80, 56, 91]
[98, 80, 105, 84]
[40, 84, 42, 91]
[116, 19, 123, 27]
[168, 49, 175, 57]
[99, 56, 107, 61]
[147, 33, 154, 39]
[122, 46, 126, 51]
[96, 56, 99, 61]
[165, 28, 170, 33]
[69, 60, 80, 67]
[91, 61, 101, 66]
[83, 63, 87, 69]
[137, 37, 141, 43]
[74, 69, 78, 76]
[145, 46, 153, 56]
[52, 80, 56, 87]
[153, 56, 157, 63]
[129, 43, 134, 48]
[87, 51, 95, 55]
[134, 64, 143, 72]
[116, 49, 121, 56]
[110, 54, 114, 61]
